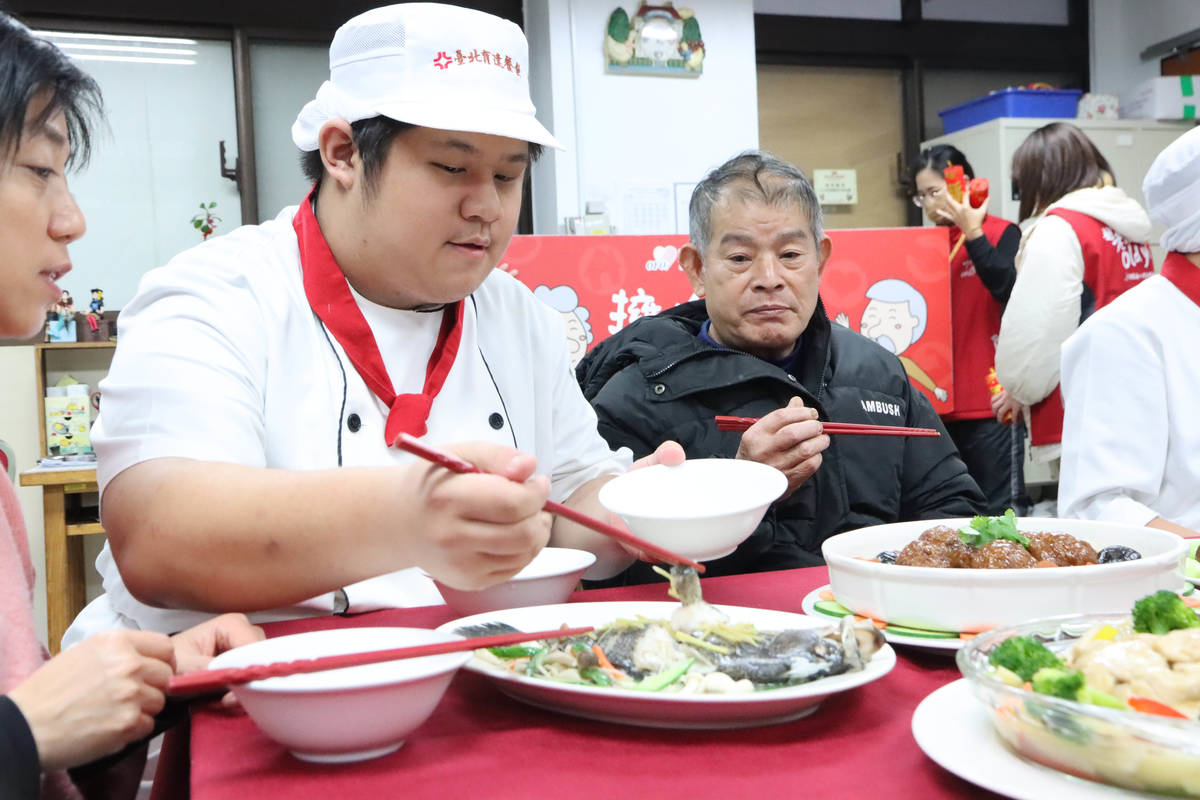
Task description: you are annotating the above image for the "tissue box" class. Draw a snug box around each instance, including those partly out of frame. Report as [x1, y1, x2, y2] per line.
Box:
[1077, 93, 1119, 120]
[1122, 76, 1200, 120]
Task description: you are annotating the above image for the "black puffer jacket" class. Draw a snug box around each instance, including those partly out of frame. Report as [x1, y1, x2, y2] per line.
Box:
[577, 300, 984, 585]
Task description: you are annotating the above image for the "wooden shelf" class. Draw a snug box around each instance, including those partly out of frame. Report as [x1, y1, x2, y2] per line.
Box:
[66, 522, 105, 537]
[19, 467, 98, 487]
[35, 341, 117, 350]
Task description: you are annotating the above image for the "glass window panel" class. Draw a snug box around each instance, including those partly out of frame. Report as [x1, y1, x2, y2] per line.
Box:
[35, 31, 242, 311]
[250, 40, 330, 222]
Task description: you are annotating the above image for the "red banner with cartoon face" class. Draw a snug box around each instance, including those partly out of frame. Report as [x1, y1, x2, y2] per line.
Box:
[498, 227, 953, 413]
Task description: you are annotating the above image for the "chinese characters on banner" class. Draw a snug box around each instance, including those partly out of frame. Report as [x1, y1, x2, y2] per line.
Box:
[498, 226, 954, 414]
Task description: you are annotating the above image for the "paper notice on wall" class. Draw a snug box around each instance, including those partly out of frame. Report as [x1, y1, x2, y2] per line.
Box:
[674, 182, 696, 235]
[620, 186, 673, 235]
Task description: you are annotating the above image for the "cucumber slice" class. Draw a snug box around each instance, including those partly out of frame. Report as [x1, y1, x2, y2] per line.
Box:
[1186, 557, 1200, 580]
[813, 599, 854, 618]
[883, 623, 959, 639]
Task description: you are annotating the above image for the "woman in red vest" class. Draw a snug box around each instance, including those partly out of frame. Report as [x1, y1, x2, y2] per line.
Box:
[995, 122, 1153, 471]
[909, 145, 1024, 514]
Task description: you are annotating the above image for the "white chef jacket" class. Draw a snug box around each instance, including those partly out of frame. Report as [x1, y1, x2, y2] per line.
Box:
[1058, 274, 1200, 530]
[67, 206, 631, 641]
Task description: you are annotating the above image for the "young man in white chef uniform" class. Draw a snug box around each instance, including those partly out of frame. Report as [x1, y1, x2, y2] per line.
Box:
[65, 3, 682, 644]
[1057, 126, 1200, 537]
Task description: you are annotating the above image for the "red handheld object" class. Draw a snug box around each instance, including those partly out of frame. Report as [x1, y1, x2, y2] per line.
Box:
[943, 165, 966, 202]
[968, 177, 989, 208]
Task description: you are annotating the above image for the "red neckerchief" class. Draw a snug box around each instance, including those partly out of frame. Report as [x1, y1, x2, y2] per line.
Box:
[293, 189, 464, 445]
[1160, 251, 1200, 307]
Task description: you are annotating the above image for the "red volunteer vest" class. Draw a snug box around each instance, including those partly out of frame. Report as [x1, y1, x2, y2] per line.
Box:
[1029, 208, 1153, 447]
[944, 214, 1019, 421]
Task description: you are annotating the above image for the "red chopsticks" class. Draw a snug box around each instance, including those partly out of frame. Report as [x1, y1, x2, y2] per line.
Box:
[168, 625, 594, 696]
[714, 416, 940, 437]
[394, 434, 705, 572]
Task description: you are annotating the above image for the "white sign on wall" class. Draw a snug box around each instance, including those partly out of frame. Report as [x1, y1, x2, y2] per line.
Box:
[814, 169, 858, 205]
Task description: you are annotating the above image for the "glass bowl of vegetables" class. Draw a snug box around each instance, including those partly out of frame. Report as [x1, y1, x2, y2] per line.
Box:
[956, 591, 1200, 797]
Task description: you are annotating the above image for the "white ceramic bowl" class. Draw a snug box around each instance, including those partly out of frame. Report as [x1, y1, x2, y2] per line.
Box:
[598, 459, 787, 562]
[433, 546, 596, 616]
[822, 518, 1187, 633]
[208, 627, 470, 762]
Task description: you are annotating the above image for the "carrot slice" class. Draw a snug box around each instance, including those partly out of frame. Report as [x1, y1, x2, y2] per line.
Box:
[592, 644, 627, 680]
[1128, 696, 1189, 719]
[819, 588, 835, 602]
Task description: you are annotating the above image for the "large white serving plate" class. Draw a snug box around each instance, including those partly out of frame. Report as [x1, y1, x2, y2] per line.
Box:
[800, 585, 964, 653]
[437, 601, 895, 730]
[913, 680, 1180, 800]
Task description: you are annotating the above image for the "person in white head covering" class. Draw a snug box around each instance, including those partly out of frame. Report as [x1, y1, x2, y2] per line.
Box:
[67, 3, 683, 644]
[1058, 125, 1200, 535]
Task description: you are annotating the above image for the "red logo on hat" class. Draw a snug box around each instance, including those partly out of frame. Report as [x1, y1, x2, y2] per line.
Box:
[433, 51, 452, 70]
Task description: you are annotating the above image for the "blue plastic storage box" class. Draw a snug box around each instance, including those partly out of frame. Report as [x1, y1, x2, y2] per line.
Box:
[938, 88, 1083, 134]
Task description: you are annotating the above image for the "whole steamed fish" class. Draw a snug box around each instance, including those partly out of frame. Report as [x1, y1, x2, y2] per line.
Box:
[466, 566, 884, 694]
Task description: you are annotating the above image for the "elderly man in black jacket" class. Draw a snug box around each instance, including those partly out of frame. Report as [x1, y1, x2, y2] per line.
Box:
[577, 150, 985, 585]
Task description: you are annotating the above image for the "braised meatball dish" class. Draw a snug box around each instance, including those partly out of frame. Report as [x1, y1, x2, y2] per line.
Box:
[877, 510, 1140, 570]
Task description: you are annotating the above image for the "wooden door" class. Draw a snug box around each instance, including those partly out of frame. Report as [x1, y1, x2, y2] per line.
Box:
[758, 65, 908, 229]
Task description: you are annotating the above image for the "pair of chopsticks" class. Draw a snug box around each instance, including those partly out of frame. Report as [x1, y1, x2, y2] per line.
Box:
[395, 434, 705, 572]
[714, 416, 940, 438]
[168, 625, 594, 696]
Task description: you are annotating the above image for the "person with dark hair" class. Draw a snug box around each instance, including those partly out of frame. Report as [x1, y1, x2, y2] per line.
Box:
[68, 3, 682, 643]
[908, 144, 1025, 515]
[0, 13, 262, 799]
[577, 150, 984, 585]
[995, 122, 1154, 469]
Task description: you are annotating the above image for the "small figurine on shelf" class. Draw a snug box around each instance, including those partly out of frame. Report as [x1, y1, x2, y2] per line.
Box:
[85, 288, 104, 334]
[45, 291, 75, 342]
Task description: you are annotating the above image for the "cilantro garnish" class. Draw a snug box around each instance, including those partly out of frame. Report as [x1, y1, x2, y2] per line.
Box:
[957, 508, 1030, 549]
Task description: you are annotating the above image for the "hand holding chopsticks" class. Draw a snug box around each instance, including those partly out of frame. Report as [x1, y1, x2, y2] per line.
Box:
[394, 434, 705, 572]
[168, 625, 594, 696]
[715, 416, 940, 438]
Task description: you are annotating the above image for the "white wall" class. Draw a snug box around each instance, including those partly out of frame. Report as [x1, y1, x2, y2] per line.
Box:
[526, 0, 760, 235]
[1091, 0, 1200, 98]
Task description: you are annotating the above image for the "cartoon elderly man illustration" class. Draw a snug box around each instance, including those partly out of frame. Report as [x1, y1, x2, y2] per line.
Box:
[854, 278, 948, 402]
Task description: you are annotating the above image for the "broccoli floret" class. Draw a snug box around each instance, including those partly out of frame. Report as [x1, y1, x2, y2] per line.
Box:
[988, 635, 1063, 682]
[1031, 667, 1084, 700]
[1131, 590, 1200, 635]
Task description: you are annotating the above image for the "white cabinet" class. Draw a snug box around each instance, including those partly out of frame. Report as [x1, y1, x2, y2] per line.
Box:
[922, 117, 1194, 265]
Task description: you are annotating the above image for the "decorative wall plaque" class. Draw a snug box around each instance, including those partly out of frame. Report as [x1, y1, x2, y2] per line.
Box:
[605, 3, 704, 78]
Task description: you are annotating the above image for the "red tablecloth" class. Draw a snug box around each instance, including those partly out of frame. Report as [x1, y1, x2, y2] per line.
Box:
[183, 567, 1003, 799]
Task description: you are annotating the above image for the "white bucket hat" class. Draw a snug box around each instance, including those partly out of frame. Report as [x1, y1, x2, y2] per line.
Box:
[1143, 125, 1200, 254]
[291, 2, 561, 151]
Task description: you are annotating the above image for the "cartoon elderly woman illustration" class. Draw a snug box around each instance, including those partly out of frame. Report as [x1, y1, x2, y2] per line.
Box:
[533, 284, 594, 367]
